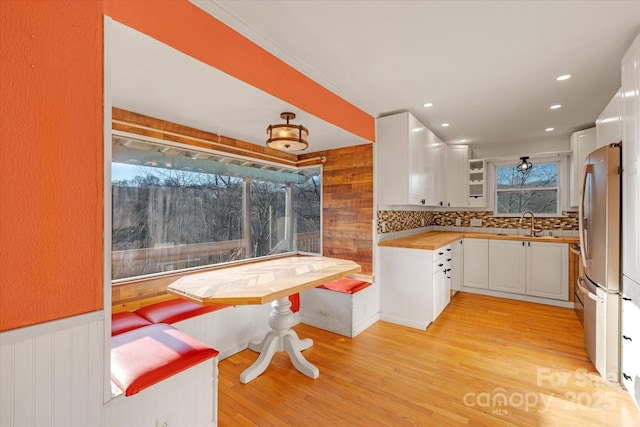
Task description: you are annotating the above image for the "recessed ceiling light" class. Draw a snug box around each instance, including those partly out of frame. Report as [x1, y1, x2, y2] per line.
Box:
[557, 74, 571, 81]
[441, 123, 450, 127]
[458, 139, 469, 143]
[545, 127, 555, 132]
[550, 104, 562, 110]
[424, 103, 433, 108]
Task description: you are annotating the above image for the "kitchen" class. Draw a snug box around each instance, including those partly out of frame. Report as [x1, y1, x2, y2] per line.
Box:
[3, 0, 633, 427]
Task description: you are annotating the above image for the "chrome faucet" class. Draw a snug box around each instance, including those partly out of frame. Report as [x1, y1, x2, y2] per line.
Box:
[519, 210, 539, 236]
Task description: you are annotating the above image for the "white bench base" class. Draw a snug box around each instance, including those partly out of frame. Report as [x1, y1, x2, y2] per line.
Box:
[300, 280, 379, 338]
[105, 357, 218, 427]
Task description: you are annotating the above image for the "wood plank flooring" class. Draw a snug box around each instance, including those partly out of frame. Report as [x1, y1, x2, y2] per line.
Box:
[218, 292, 640, 426]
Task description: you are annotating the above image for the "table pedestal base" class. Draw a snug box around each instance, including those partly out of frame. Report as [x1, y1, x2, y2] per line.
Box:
[240, 297, 319, 384]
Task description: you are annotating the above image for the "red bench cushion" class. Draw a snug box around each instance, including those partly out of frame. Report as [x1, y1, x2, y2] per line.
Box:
[317, 278, 371, 294]
[289, 293, 300, 313]
[111, 323, 219, 396]
[111, 312, 152, 336]
[134, 298, 226, 324]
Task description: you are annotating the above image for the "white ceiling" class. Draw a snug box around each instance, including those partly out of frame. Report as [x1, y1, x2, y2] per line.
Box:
[111, 1, 640, 154]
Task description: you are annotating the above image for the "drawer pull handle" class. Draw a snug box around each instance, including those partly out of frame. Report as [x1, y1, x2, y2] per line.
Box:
[438, 252, 444, 256]
[623, 373, 632, 381]
[623, 335, 632, 342]
[623, 297, 632, 301]
[446, 248, 451, 252]
[438, 263, 444, 267]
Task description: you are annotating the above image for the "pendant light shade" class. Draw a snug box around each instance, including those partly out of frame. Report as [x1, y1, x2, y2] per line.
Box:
[516, 156, 533, 177]
[266, 112, 309, 151]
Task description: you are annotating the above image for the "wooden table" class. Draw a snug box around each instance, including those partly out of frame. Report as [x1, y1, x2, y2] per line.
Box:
[167, 256, 361, 383]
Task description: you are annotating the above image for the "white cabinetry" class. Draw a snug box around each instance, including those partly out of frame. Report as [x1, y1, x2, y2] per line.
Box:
[426, 133, 446, 206]
[527, 241, 569, 300]
[622, 33, 640, 285]
[488, 240, 526, 294]
[377, 112, 446, 206]
[433, 245, 452, 320]
[468, 159, 485, 207]
[621, 32, 640, 409]
[468, 239, 568, 301]
[444, 145, 470, 207]
[379, 244, 453, 329]
[463, 238, 488, 289]
[450, 238, 464, 292]
[569, 128, 597, 207]
[621, 276, 640, 408]
[596, 89, 622, 148]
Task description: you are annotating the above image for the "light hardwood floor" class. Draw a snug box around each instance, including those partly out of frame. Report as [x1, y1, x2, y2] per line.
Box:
[218, 292, 640, 426]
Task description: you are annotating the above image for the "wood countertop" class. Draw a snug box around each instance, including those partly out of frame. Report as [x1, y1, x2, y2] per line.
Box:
[378, 231, 579, 250]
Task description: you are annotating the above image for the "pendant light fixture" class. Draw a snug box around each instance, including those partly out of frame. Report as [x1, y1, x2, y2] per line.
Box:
[516, 156, 533, 177]
[266, 112, 309, 151]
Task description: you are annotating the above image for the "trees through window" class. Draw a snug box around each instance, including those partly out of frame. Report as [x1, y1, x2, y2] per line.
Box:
[495, 161, 559, 215]
[111, 135, 321, 281]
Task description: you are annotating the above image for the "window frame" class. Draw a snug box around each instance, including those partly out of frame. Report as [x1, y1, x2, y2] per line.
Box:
[489, 154, 569, 217]
[110, 130, 323, 285]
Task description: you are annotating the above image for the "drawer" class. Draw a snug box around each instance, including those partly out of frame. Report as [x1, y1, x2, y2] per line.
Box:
[433, 245, 451, 262]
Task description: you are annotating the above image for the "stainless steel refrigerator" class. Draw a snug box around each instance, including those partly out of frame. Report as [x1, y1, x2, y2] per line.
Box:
[578, 143, 621, 383]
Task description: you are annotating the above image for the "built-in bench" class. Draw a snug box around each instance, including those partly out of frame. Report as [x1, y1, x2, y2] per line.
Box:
[106, 319, 220, 427]
[300, 275, 378, 338]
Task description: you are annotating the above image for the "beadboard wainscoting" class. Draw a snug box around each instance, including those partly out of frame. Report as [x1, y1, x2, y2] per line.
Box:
[0, 312, 105, 427]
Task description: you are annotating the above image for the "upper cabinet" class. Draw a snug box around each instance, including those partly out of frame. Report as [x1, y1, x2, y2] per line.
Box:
[622, 33, 640, 285]
[596, 88, 623, 148]
[468, 159, 485, 207]
[376, 112, 467, 207]
[569, 127, 597, 207]
[444, 145, 469, 207]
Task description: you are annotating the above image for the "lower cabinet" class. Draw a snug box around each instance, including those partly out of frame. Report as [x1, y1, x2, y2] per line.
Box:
[463, 238, 488, 289]
[379, 244, 452, 329]
[527, 241, 568, 300]
[488, 240, 526, 294]
[465, 238, 569, 301]
[621, 276, 640, 408]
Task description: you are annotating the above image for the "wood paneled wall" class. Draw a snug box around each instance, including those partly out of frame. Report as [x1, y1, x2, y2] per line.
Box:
[300, 145, 374, 275]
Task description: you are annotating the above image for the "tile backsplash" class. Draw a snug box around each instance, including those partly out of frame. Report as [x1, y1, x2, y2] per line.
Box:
[377, 210, 579, 235]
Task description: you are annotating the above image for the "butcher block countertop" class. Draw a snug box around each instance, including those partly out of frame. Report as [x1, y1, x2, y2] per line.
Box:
[378, 231, 579, 250]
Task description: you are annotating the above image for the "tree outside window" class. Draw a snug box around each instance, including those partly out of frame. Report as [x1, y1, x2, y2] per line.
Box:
[111, 136, 321, 281]
[495, 161, 558, 214]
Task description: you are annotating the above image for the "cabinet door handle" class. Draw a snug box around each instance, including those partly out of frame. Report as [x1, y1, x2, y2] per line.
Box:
[447, 248, 452, 252]
[623, 297, 632, 301]
[623, 373, 632, 381]
[623, 335, 632, 342]
[438, 252, 444, 256]
[522, 242, 525, 246]
[438, 263, 444, 267]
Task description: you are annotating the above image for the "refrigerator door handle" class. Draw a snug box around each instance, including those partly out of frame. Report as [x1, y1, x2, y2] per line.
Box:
[577, 276, 603, 303]
[578, 164, 594, 269]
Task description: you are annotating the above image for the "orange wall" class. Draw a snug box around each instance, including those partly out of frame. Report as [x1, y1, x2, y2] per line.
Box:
[104, 0, 375, 142]
[0, 1, 104, 331]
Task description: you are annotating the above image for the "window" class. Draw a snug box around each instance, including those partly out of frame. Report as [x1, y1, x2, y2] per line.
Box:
[494, 160, 559, 215]
[111, 134, 321, 281]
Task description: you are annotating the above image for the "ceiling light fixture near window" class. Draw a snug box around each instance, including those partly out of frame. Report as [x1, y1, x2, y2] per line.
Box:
[441, 123, 450, 127]
[516, 156, 533, 177]
[423, 103, 433, 108]
[550, 104, 562, 110]
[266, 112, 309, 151]
[545, 127, 555, 132]
[556, 74, 571, 81]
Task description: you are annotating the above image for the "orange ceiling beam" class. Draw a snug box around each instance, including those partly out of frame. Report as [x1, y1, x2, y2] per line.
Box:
[104, 0, 375, 142]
